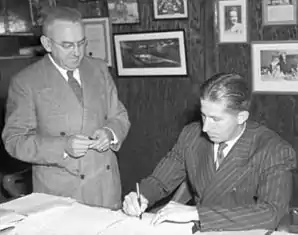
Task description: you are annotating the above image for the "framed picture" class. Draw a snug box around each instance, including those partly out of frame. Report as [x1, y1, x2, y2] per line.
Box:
[83, 18, 112, 66]
[251, 41, 298, 93]
[153, 0, 188, 19]
[76, 0, 109, 18]
[29, 0, 56, 27]
[107, 0, 140, 24]
[113, 30, 188, 77]
[217, 0, 248, 43]
[262, 0, 297, 25]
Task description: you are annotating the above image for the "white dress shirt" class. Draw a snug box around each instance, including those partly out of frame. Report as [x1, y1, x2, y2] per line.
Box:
[214, 123, 246, 169]
[48, 55, 118, 157]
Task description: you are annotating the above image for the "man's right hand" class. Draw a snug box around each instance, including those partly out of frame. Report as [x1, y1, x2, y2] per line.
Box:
[122, 191, 149, 217]
[65, 134, 94, 158]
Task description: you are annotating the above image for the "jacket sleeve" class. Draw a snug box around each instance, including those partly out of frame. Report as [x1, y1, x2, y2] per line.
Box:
[2, 74, 71, 168]
[198, 142, 296, 232]
[100, 63, 130, 151]
[140, 124, 199, 207]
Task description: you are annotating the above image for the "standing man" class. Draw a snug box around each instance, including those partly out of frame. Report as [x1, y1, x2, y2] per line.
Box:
[2, 7, 130, 209]
[123, 73, 296, 231]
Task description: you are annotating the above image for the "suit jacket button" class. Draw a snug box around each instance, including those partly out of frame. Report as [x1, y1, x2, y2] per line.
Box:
[106, 165, 110, 170]
[80, 174, 85, 180]
[60, 132, 66, 136]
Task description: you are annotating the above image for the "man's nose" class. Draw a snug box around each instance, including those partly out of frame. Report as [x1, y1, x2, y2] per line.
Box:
[202, 118, 211, 132]
[73, 44, 81, 56]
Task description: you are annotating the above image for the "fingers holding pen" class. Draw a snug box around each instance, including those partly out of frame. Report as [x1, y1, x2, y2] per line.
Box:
[122, 192, 148, 217]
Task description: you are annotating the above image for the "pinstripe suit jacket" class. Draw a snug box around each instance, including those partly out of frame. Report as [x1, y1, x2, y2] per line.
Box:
[140, 121, 296, 231]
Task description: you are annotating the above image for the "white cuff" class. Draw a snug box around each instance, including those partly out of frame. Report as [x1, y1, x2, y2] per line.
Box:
[103, 127, 118, 145]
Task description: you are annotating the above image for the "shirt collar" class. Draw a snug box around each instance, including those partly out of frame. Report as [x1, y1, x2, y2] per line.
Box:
[48, 54, 79, 81]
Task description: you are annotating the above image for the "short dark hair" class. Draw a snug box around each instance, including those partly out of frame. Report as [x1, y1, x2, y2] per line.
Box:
[200, 73, 251, 112]
[42, 6, 82, 36]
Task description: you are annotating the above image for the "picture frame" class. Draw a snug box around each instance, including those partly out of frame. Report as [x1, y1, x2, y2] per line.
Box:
[107, 0, 140, 24]
[262, 0, 297, 25]
[76, 0, 109, 18]
[217, 0, 248, 43]
[153, 0, 188, 19]
[29, 0, 56, 27]
[83, 17, 112, 66]
[251, 41, 298, 93]
[113, 30, 188, 77]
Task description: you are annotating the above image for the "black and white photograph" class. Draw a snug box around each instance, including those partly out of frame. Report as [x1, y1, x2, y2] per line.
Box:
[29, 0, 56, 26]
[252, 41, 298, 93]
[218, 0, 248, 43]
[76, 0, 109, 18]
[262, 0, 297, 25]
[113, 30, 187, 76]
[107, 0, 140, 24]
[153, 0, 188, 19]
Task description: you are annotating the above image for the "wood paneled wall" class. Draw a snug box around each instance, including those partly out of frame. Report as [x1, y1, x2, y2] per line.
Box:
[217, 0, 298, 153]
[110, 0, 207, 195]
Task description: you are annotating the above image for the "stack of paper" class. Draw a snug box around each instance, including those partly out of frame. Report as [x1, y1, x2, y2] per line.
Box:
[0, 193, 75, 216]
[0, 208, 25, 232]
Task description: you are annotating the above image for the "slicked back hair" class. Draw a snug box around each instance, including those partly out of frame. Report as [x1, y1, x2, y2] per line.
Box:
[42, 6, 83, 36]
[200, 73, 251, 112]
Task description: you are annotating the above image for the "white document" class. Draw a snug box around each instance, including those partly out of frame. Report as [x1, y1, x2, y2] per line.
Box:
[0, 193, 75, 216]
[0, 208, 25, 232]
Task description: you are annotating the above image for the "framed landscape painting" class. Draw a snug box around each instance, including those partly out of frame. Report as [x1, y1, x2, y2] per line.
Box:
[251, 41, 298, 93]
[107, 0, 140, 24]
[113, 30, 188, 77]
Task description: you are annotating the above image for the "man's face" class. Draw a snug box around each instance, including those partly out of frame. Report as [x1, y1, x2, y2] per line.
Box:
[200, 99, 245, 143]
[46, 20, 86, 70]
[229, 10, 238, 25]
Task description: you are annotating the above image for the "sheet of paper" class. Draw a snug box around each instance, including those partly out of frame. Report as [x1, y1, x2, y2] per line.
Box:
[0, 193, 75, 215]
[13, 202, 129, 235]
[0, 208, 25, 232]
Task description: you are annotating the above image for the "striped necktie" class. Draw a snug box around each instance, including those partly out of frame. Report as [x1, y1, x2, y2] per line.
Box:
[67, 70, 83, 104]
[217, 142, 228, 168]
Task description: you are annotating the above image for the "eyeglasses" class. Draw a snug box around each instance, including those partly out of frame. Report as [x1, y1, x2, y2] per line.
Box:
[48, 37, 87, 50]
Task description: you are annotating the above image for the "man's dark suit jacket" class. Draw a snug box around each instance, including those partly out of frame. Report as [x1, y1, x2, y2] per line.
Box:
[140, 121, 296, 232]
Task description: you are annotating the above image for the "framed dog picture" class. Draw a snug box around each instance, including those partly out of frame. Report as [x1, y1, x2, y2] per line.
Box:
[217, 0, 248, 43]
[251, 41, 298, 93]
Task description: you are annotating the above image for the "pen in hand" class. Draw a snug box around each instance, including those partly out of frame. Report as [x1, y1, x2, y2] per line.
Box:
[136, 182, 142, 220]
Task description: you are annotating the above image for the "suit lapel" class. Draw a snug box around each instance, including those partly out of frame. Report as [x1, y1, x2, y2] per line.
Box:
[202, 123, 255, 204]
[190, 138, 216, 200]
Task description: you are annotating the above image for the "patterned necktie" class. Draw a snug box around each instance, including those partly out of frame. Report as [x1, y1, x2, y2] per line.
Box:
[217, 142, 228, 168]
[67, 70, 83, 104]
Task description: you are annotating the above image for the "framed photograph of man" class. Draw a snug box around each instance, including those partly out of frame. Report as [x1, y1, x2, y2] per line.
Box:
[251, 41, 298, 93]
[153, 0, 188, 19]
[113, 30, 188, 77]
[217, 0, 248, 43]
[107, 0, 140, 24]
[262, 0, 297, 25]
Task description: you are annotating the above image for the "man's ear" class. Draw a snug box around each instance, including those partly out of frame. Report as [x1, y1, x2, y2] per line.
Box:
[40, 35, 51, 52]
[237, 110, 249, 124]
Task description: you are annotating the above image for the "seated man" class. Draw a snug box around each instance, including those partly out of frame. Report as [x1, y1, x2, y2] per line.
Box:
[122, 73, 296, 232]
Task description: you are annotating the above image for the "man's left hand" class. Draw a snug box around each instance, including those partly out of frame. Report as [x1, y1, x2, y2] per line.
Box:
[151, 201, 199, 225]
[89, 128, 113, 152]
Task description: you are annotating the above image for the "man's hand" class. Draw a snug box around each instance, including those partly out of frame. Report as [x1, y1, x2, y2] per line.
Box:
[122, 191, 149, 217]
[151, 201, 199, 225]
[89, 128, 113, 152]
[65, 134, 94, 158]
